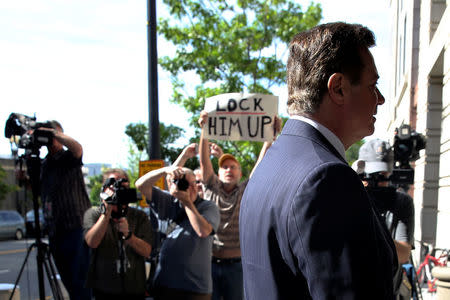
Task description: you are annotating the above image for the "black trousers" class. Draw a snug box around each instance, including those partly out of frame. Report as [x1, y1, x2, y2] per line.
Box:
[93, 289, 145, 300]
[153, 285, 211, 300]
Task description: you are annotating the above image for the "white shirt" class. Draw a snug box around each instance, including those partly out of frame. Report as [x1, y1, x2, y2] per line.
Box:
[290, 115, 346, 161]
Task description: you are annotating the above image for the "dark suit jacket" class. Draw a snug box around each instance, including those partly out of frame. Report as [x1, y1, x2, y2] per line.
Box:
[240, 119, 398, 299]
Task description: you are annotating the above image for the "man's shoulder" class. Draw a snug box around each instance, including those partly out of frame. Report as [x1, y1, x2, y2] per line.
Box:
[197, 197, 219, 210]
[128, 206, 148, 216]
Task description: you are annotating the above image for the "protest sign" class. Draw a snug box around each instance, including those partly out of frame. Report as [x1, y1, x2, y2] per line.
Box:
[203, 93, 278, 142]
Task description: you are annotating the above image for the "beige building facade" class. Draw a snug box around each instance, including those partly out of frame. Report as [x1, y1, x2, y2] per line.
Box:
[384, 0, 449, 260]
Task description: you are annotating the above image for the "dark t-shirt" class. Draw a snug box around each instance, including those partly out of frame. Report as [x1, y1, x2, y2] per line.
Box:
[41, 150, 91, 236]
[150, 187, 220, 293]
[83, 206, 153, 295]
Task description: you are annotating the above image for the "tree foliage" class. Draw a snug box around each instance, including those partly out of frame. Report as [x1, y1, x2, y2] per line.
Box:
[87, 173, 103, 206]
[345, 139, 364, 167]
[156, 0, 322, 177]
[0, 165, 18, 202]
[124, 122, 199, 185]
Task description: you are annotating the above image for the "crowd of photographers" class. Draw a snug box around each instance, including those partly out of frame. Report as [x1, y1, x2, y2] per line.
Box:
[6, 21, 428, 300]
[12, 116, 420, 300]
[10, 94, 422, 300]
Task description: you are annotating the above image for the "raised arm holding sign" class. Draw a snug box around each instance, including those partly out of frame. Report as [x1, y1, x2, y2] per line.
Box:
[197, 108, 280, 300]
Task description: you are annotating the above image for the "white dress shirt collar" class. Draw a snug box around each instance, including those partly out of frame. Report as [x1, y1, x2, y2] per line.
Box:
[290, 115, 347, 161]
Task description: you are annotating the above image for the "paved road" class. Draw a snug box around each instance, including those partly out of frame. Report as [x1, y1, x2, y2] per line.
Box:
[0, 237, 67, 300]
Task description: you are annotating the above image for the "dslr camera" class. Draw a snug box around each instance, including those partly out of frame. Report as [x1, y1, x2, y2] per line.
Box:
[4, 113, 54, 150]
[172, 175, 190, 191]
[100, 178, 137, 219]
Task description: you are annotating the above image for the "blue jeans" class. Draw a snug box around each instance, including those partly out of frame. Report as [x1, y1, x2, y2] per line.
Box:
[49, 228, 92, 300]
[211, 260, 243, 300]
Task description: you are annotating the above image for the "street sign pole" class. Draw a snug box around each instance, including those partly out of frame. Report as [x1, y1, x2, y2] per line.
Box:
[147, 0, 161, 159]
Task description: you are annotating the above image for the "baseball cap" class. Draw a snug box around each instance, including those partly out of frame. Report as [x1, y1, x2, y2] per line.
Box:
[218, 153, 240, 168]
[358, 139, 393, 174]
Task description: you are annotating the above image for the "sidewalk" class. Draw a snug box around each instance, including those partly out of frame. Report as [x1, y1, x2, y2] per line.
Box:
[420, 287, 436, 300]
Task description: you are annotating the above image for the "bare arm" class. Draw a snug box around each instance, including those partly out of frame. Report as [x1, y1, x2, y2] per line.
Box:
[125, 234, 152, 258]
[117, 217, 152, 258]
[172, 143, 198, 167]
[84, 202, 113, 248]
[48, 128, 83, 158]
[136, 166, 183, 202]
[166, 143, 198, 187]
[394, 240, 412, 264]
[198, 111, 215, 183]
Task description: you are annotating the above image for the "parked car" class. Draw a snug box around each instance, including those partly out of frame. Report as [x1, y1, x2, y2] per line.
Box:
[0, 210, 26, 240]
[25, 208, 47, 237]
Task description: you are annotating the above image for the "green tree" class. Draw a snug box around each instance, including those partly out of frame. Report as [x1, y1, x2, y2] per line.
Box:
[158, 0, 322, 177]
[87, 173, 103, 206]
[345, 139, 364, 167]
[0, 165, 18, 202]
[124, 122, 200, 185]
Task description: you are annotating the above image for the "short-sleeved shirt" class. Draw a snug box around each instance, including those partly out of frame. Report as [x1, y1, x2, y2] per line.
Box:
[41, 150, 91, 237]
[83, 206, 153, 295]
[150, 187, 220, 294]
[384, 191, 415, 246]
[203, 174, 248, 254]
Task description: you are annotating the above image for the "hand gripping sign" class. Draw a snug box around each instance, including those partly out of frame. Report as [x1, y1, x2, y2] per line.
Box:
[203, 93, 278, 142]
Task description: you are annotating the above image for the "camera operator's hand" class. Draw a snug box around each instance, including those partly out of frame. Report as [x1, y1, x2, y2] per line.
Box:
[101, 199, 113, 218]
[116, 217, 129, 236]
[166, 166, 185, 184]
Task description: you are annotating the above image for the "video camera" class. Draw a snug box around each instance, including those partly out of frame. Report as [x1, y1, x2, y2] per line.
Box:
[4, 113, 54, 150]
[100, 177, 137, 219]
[360, 124, 426, 187]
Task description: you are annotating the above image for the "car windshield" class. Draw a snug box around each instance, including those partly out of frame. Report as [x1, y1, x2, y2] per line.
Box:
[26, 209, 43, 220]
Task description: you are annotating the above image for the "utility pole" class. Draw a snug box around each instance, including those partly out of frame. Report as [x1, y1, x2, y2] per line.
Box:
[147, 0, 161, 159]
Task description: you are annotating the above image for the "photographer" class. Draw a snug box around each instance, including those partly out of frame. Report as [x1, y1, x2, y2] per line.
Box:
[135, 166, 220, 300]
[356, 139, 415, 300]
[83, 169, 152, 300]
[39, 121, 92, 300]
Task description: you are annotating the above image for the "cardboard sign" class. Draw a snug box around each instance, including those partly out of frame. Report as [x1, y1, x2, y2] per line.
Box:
[203, 93, 278, 142]
[138, 159, 165, 207]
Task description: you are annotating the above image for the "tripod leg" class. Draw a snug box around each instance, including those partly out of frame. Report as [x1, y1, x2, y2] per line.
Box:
[42, 244, 64, 300]
[9, 243, 37, 300]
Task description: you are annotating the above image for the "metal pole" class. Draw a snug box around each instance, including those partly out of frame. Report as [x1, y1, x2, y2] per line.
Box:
[147, 0, 161, 159]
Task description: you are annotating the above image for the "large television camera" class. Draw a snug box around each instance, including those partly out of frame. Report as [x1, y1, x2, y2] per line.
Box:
[361, 124, 426, 187]
[4, 113, 54, 150]
[100, 177, 137, 219]
[358, 125, 426, 214]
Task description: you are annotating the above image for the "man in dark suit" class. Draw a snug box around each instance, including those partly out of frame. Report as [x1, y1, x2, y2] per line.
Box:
[240, 22, 399, 299]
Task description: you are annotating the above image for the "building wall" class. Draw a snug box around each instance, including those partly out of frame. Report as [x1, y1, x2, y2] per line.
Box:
[389, 0, 449, 261]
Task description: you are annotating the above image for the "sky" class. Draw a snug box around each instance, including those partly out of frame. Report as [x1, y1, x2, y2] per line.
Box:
[0, 0, 392, 168]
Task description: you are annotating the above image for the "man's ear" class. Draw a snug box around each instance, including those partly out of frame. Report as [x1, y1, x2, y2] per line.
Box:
[327, 73, 346, 105]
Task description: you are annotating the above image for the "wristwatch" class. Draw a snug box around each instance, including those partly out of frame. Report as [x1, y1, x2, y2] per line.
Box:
[99, 203, 106, 215]
[123, 230, 132, 240]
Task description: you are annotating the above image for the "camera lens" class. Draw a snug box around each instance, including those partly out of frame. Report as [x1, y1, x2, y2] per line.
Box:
[173, 176, 190, 191]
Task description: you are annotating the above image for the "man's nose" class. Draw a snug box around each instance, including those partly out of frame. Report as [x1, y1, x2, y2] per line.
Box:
[376, 88, 385, 105]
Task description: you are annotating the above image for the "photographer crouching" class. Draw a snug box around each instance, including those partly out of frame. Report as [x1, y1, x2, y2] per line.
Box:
[83, 169, 152, 300]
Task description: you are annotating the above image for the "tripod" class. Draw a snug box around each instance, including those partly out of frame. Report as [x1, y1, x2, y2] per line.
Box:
[9, 148, 63, 300]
